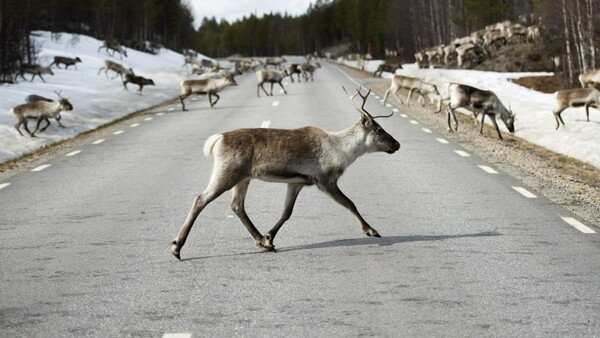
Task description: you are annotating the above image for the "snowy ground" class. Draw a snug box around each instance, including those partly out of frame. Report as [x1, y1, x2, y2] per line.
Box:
[340, 59, 600, 170]
[0, 31, 217, 164]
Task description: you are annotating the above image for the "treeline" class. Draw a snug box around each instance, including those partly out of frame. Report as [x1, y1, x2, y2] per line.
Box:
[0, 0, 196, 82]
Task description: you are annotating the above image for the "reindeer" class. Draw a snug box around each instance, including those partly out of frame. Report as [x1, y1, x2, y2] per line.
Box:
[123, 73, 155, 94]
[12, 91, 73, 137]
[98, 40, 128, 59]
[49, 56, 82, 69]
[98, 60, 133, 80]
[552, 87, 600, 130]
[578, 69, 600, 89]
[178, 76, 234, 110]
[264, 56, 286, 69]
[286, 64, 302, 82]
[444, 83, 515, 140]
[169, 87, 400, 260]
[23, 94, 66, 132]
[382, 75, 439, 107]
[256, 69, 288, 97]
[373, 63, 401, 77]
[299, 62, 321, 82]
[17, 64, 54, 82]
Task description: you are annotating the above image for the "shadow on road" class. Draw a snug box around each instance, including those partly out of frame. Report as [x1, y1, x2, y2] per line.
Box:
[181, 230, 501, 261]
[279, 230, 502, 252]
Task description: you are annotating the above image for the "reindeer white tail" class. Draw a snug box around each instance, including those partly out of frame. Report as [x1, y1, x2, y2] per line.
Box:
[203, 134, 223, 157]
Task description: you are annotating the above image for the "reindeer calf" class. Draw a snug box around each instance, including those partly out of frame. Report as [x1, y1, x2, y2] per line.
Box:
[552, 87, 600, 129]
[123, 73, 155, 94]
[18, 64, 54, 82]
[382, 75, 439, 107]
[50, 56, 82, 69]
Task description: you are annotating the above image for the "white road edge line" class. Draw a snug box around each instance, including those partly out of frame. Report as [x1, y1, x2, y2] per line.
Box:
[261, 120, 271, 128]
[400, 114, 408, 118]
[436, 138, 449, 144]
[561, 217, 596, 234]
[130, 123, 140, 128]
[168, 107, 175, 111]
[92, 139, 105, 145]
[409, 120, 419, 125]
[478, 165, 498, 174]
[392, 108, 399, 113]
[144, 117, 153, 121]
[31, 164, 51, 172]
[455, 150, 470, 157]
[114, 130, 124, 135]
[156, 112, 165, 116]
[65, 150, 82, 157]
[385, 103, 392, 107]
[0, 183, 10, 190]
[512, 186, 537, 198]
[421, 128, 432, 133]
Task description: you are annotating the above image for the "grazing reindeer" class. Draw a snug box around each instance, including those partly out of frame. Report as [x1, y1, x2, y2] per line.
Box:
[98, 60, 133, 80]
[17, 64, 54, 82]
[123, 73, 155, 94]
[24, 94, 66, 131]
[373, 63, 401, 77]
[179, 77, 234, 110]
[256, 69, 288, 96]
[552, 87, 600, 130]
[12, 91, 73, 137]
[578, 69, 600, 89]
[169, 87, 400, 260]
[444, 83, 515, 139]
[98, 40, 128, 59]
[49, 56, 82, 69]
[382, 75, 439, 106]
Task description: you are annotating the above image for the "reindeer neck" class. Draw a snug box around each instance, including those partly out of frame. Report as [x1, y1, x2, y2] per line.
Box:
[330, 122, 368, 164]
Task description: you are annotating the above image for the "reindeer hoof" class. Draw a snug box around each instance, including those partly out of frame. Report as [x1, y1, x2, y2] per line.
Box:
[257, 235, 277, 252]
[170, 240, 181, 261]
[365, 229, 381, 237]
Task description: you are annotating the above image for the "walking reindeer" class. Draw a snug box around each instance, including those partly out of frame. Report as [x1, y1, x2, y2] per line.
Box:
[170, 86, 400, 260]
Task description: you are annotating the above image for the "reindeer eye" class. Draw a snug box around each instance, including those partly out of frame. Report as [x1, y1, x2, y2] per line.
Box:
[375, 127, 383, 135]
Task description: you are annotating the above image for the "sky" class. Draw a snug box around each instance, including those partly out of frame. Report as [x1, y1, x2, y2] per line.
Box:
[187, 0, 316, 27]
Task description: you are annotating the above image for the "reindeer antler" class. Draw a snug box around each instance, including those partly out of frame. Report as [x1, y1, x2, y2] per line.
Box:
[342, 85, 393, 119]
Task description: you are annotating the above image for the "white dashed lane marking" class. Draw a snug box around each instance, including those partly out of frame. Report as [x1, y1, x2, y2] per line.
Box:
[272, 101, 279, 107]
[130, 123, 140, 128]
[436, 138, 449, 144]
[512, 186, 537, 198]
[421, 128, 432, 133]
[400, 114, 408, 118]
[385, 103, 392, 107]
[156, 112, 165, 116]
[392, 108, 399, 113]
[65, 150, 82, 157]
[409, 120, 419, 125]
[168, 107, 175, 111]
[454, 150, 470, 157]
[92, 139, 105, 145]
[144, 117, 153, 121]
[31, 164, 51, 172]
[0, 183, 10, 190]
[561, 217, 596, 234]
[114, 130, 124, 135]
[261, 121, 271, 128]
[478, 165, 498, 174]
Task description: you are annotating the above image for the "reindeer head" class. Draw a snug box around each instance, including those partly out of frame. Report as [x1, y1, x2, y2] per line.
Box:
[55, 90, 73, 111]
[503, 105, 515, 133]
[343, 86, 400, 154]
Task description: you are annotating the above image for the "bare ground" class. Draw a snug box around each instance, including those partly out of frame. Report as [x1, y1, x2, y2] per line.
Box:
[340, 64, 600, 229]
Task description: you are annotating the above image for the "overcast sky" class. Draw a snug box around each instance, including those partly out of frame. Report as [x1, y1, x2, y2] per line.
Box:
[187, 0, 316, 27]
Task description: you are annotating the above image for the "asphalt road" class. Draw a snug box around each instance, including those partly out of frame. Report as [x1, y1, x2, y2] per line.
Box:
[1, 60, 599, 337]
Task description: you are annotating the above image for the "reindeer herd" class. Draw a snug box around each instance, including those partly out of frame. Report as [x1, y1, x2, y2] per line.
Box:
[8, 36, 321, 138]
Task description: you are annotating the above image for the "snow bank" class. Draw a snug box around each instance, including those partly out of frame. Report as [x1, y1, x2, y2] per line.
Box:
[0, 31, 214, 164]
[339, 58, 600, 169]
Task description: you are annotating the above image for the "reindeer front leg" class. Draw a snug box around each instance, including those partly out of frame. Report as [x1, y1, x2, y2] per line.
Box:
[319, 181, 381, 238]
